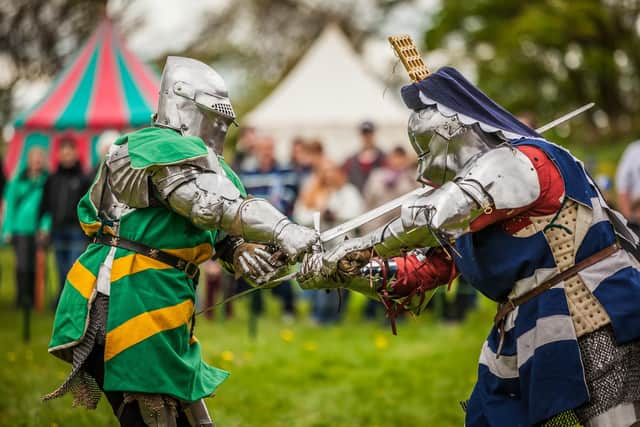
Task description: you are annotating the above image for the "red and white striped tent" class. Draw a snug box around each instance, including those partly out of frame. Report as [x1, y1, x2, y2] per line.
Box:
[5, 17, 159, 176]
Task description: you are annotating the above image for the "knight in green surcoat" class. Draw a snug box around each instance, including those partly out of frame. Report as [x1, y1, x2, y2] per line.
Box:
[45, 56, 319, 427]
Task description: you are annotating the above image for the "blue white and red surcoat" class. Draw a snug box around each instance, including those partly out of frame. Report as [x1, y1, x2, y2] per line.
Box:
[393, 138, 640, 426]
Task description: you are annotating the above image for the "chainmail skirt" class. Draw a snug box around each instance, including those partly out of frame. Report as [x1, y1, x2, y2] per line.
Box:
[575, 325, 640, 423]
[42, 293, 108, 409]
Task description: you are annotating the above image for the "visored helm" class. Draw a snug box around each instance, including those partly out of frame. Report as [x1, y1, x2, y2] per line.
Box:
[154, 56, 236, 155]
[408, 106, 501, 186]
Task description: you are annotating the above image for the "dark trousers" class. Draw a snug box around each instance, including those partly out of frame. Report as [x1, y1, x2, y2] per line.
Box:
[51, 226, 87, 305]
[12, 235, 36, 308]
[363, 299, 381, 320]
[204, 274, 233, 320]
[83, 343, 193, 426]
[311, 289, 348, 324]
[272, 281, 295, 315]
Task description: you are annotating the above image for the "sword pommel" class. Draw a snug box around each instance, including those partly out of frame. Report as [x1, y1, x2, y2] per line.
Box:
[388, 35, 430, 82]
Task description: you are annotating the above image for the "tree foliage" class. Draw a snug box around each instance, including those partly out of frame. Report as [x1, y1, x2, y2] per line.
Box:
[425, 0, 640, 144]
[0, 0, 109, 127]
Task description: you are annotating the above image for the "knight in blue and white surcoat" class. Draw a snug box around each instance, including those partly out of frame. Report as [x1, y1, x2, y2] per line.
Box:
[302, 67, 640, 426]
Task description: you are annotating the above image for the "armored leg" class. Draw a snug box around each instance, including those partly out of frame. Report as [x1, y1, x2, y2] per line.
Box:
[132, 394, 178, 427]
[184, 399, 214, 426]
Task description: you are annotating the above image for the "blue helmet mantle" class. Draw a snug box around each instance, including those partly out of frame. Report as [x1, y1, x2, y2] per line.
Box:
[401, 66, 541, 140]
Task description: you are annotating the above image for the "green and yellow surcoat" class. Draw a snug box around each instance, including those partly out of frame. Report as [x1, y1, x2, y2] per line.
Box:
[49, 127, 245, 402]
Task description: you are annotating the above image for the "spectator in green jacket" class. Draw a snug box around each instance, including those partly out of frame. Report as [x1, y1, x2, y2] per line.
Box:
[2, 146, 50, 308]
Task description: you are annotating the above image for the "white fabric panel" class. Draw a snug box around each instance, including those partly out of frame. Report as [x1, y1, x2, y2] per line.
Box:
[578, 249, 640, 293]
[517, 315, 576, 368]
[509, 267, 558, 300]
[479, 341, 519, 379]
[96, 245, 117, 296]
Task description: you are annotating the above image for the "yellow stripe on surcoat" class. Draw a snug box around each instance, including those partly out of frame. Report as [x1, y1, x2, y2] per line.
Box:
[79, 221, 100, 236]
[66, 261, 96, 299]
[110, 253, 172, 283]
[106, 242, 212, 284]
[104, 299, 194, 361]
[79, 221, 116, 237]
[164, 242, 213, 265]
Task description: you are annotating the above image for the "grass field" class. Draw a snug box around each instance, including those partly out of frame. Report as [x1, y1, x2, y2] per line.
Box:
[0, 248, 494, 427]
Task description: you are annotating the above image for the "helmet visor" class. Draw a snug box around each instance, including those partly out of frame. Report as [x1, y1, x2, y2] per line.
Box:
[195, 92, 236, 121]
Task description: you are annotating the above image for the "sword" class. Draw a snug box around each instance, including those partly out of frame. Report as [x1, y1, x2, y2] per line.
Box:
[535, 102, 594, 134]
[320, 186, 431, 242]
[319, 102, 595, 244]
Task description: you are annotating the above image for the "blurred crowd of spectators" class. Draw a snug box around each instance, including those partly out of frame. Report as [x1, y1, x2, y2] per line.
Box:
[1, 138, 92, 312]
[0, 121, 432, 326]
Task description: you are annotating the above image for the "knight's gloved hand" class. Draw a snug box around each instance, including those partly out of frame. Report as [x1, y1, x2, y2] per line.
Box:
[323, 235, 376, 276]
[298, 251, 344, 290]
[274, 222, 320, 260]
[233, 242, 287, 287]
[298, 252, 324, 289]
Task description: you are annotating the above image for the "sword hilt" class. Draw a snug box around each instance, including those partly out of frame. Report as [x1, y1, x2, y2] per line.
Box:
[311, 211, 323, 255]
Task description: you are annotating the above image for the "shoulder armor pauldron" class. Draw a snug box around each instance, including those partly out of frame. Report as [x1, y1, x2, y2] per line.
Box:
[455, 146, 540, 210]
[107, 143, 151, 208]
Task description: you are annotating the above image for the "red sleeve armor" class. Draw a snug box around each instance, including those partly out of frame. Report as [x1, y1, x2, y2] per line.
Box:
[388, 248, 457, 297]
[470, 145, 565, 233]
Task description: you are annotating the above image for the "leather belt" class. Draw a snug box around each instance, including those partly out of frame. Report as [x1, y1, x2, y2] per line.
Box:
[92, 234, 200, 282]
[493, 242, 620, 357]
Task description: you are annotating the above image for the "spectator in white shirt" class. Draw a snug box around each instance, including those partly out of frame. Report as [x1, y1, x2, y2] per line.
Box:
[615, 140, 640, 222]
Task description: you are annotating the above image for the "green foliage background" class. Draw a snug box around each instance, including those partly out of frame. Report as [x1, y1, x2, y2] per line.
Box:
[425, 0, 640, 154]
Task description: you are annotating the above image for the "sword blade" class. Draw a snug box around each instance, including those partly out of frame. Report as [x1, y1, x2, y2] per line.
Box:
[320, 186, 431, 243]
[196, 286, 262, 315]
[535, 102, 594, 134]
[195, 270, 301, 315]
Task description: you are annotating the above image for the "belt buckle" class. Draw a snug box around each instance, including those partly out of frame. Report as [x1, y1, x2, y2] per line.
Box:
[184, 262, 199, 279]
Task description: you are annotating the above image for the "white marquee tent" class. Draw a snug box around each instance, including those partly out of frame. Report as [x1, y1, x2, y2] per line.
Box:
[245, 24, 409, 163]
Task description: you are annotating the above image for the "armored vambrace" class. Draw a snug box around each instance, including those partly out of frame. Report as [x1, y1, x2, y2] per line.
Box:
[153, 166, 317, 259]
